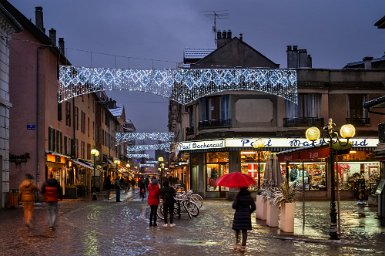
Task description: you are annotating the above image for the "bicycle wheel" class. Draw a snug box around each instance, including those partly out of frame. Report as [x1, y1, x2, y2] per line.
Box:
[190, 194, 203, 208]
[157, 203, 164, 220]
[185, 201, 199, 217]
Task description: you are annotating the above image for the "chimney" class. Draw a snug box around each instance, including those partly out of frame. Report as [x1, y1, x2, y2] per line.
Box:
[58, 38, 65, 56]
[216, 29, 232, 48]
[363, 56, 373, 69]
[287, 45, 299, 68]
[298, 49, 308, 68]
[217, 31, 222, 40]
[227, 30, 232, 39]
[35, 6, 45, 33]
[239, 33, 243, 41]
[49, 28, 56, 46]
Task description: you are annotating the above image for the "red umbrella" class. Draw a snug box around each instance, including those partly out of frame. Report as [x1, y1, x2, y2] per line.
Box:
[216, 172, 256, 188]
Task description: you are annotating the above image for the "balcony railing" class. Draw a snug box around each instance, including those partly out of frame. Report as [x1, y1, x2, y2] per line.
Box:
[283, 117, 324, 127]
[198, 119, 232, 130]
[345, 117, 370, 126]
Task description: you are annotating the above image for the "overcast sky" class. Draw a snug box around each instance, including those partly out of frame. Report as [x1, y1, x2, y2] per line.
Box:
[10, 0, 385, 132]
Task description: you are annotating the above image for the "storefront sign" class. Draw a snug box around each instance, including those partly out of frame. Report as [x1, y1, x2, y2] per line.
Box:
[177, 140, 225, 151]
[178, 138, 378, 151]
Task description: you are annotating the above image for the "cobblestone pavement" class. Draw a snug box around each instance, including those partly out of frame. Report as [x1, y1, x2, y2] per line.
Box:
[0, 190, 384, 256]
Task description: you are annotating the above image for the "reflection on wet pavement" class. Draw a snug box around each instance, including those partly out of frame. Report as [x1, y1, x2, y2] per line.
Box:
[0, 198, 384, 256]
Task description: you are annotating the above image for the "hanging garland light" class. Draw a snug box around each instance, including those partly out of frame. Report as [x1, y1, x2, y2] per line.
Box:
[58, 66, 297, 105]
[116, 132, 174, 145]
[127, 153, 150, 159]
[127, 142, 171, 152]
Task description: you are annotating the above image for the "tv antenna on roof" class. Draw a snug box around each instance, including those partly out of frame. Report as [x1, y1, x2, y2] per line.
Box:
[203, 10, 229, 45]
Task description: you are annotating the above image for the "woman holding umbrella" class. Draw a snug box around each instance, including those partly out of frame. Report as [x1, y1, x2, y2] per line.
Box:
[216, 172, 256, 252]
[232, 187, 256, 252]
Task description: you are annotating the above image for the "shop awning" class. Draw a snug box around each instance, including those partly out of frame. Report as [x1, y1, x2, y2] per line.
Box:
[277, 146, 330, 162]
[72, 159, 94, 170]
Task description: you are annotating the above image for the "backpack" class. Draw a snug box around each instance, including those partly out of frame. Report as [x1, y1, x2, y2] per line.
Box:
[45, 186, 58, 202]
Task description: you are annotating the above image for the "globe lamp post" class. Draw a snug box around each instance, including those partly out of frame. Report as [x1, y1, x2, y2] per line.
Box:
[305, 118, 355, 240]
[91, 148, 100, 201]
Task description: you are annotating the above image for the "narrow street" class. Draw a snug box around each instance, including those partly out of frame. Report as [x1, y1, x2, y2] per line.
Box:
[0, 190, 384, 256]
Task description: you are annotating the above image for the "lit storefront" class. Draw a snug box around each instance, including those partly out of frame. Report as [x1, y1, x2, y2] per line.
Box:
[46, 152, 69, 194]
[178, 137, 379, 199]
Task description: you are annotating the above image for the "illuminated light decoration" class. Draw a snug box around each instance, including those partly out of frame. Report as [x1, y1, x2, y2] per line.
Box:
[146, 160, 159, 164]
[127, 143, 171, 152]
[127, 153, 150, 159]
[140, 163, 155, 168]
[58, 66, 298, 105]
[116, 132, 174, 145]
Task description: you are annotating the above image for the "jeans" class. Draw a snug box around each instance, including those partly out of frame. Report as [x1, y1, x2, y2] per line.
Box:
[46, 202, 58, 228]
[163, 203, 174, 224]
[116, 189, 121, 202]
[150, 205, 158, 224]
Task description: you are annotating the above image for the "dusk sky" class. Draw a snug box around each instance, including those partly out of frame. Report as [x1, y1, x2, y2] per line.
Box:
[10, 0, 385, 132]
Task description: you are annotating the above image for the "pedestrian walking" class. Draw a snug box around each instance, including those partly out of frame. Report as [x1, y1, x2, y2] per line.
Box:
[159, 180, 176, 227]
[114, 177, 122, 202]
[232, 187, 256, 252]
[139, 178, 146, 201]
[147, 177, 160, 227]
[103, 175, 112, 200]
[19, 173, 38, 228]
[41, 173, 62, 231]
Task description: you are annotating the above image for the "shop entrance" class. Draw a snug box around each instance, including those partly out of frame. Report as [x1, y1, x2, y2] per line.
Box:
[206, 152, 230, 197]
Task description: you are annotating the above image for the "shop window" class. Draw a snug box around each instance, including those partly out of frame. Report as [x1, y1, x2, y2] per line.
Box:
[206, 152, 229, 192]
[240, 151, 268, 192]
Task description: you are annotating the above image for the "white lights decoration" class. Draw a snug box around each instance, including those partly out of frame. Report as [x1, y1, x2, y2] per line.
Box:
[59, 66, 297, 105]
[127, 142, 171, 152]
[116, 132, 174, 145]
[140, 164, 155, 168]
[127, 153, 150, 159]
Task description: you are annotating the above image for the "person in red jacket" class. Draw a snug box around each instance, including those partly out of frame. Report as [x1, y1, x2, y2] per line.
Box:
[147, 177, 160, 226]
[41, 173, 62, 231]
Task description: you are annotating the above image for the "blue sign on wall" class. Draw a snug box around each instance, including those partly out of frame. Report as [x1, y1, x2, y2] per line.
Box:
[27, 124, 36, 130]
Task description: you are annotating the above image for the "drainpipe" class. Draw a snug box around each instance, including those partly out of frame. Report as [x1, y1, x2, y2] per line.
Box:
[36, 46, 47, 185]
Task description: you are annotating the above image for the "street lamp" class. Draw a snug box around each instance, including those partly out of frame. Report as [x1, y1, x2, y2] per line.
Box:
[306, 118, 355, 240]
[114, 159, 121, 177]
[91, 148, 100, 201]
[253, 139, 265, 193]
[158, 156, 164, 187]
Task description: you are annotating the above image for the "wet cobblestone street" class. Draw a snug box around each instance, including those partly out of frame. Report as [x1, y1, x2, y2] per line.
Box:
[0, 190, 384, 256]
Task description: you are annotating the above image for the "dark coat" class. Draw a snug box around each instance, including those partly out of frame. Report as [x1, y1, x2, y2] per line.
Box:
[232, 188, 256, 231]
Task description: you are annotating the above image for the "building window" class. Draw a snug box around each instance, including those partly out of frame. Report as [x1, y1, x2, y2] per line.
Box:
[286, 93, 321, 118]
[57, 102, 62, 121]
[81, 111, 86, 134]
[81, 141, 85, 159]
[65, 102, 71, 127]
[348, 94, 368, 118]
[87, 143, 91, 160]
[64, 136, 68, 155]
[75, 107, 79, 131]
[199, 95, 230, 129]
[88, 117, 90, 137]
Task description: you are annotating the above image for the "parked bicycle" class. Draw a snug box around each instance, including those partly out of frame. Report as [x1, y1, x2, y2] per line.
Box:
[157, 192, 200, 220]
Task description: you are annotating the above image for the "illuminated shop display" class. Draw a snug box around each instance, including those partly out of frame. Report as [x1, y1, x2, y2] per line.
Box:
[58, 66, 298, 105]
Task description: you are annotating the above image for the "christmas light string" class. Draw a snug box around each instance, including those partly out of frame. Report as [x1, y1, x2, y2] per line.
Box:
[58, 66, 297, 105]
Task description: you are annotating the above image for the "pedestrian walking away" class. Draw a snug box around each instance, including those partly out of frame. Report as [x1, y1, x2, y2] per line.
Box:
[19, 173, 38, 228]
[147, 177, 160, 227]
[159, 180, 176, 227]
[114, 177, 122, 202]
[232, 187, 256, 252]
[41, 173, 62, 231]
[104, 175, 112, 200]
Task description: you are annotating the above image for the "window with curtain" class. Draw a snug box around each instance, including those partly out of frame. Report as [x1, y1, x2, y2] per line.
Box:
[285, 94, 321, 118]
[200, 95, 230, 121]
[348, 94, 368, 118]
